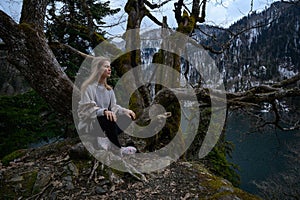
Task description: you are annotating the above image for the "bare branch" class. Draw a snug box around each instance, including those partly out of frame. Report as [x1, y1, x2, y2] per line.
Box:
[172, 73, 300, 109]
[144, 0, 172, 9]
[174, 0, 184, 24]
[227, 87, 300, 106]
[188, 36, 223, 54]
[193, 14, 279, 54]
[191, 0, 200, 20]
[273, 73, 300, 88]
[250, 0, 254, 13]
[280, 0, 300, 5]
[198, 0, 207, 23]
[242, 100, 300, 132]
[97, 19, 127, 28]
[49, 42, 94, 59]
[146, 12, 164, 27]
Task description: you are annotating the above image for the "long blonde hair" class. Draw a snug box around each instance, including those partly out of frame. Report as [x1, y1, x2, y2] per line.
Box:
[81, 56, 112, 92]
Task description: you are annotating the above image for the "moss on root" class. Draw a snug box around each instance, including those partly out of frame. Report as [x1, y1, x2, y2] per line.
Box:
[1, 149, 28, 166]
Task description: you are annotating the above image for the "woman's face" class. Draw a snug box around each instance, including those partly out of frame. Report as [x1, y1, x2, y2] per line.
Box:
[100, 60, 111, 78]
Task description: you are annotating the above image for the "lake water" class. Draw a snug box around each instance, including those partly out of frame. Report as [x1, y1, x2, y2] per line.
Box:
[28, 136, 64, 148]
[225, 111, 299, 196]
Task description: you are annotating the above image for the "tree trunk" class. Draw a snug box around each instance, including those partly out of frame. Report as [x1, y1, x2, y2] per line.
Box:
[124, 0, 152, 116]
[0, 2, 76, 121]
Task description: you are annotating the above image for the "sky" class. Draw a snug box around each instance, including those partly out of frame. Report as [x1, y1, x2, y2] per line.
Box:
[0, 0, 278, 38]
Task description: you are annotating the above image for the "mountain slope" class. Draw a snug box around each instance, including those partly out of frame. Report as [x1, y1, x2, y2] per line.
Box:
[195, 2, 300, 92]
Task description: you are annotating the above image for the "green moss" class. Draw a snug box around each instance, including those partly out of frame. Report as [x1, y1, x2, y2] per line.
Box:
[19, 22, 43, 39]
[233, 188, 263, 200]
[1, 149, 27, 166]
[19, 22, 34, 32]
[0, 170, 38, 199]
[204, 175, 226, 190]
[201, 171, 255, 199]
[207, 187, 261, 200]
[92, 32, 105, 43]
[153, 49, 164, 64]
[177, 10, 196, 34]
[73, 159, 92, 172]
[24, 170, 39, 196]
[208, 192, 236, 200]
[191, 162, 261, 200]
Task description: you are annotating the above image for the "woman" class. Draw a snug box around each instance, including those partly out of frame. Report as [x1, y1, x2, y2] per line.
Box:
[79, 56, 137, 155]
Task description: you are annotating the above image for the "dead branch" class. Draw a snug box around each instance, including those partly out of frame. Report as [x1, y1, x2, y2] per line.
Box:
[227, 87, 300, 107]
[198, 0, 207, 23]
[49, 42, 94, 59]
[273, 73, 300, 88]
[174, 0, 184, 24]
[88, 159, 99, 183]
[170, 73, 300, 108]
[97, 19, 127, 28]
[146, 12, 164, 27]
[144, 0, 172, 9]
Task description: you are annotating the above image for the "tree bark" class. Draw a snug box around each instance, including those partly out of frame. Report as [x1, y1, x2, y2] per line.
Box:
[20, 0, 49, 31]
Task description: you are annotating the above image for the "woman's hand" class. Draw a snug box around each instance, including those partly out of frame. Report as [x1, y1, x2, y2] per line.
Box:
[125, 109, 136, 120]
[104, 110, 117, 122]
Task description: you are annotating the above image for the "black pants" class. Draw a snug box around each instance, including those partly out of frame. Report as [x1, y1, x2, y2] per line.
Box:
[97, 114, 132, 148]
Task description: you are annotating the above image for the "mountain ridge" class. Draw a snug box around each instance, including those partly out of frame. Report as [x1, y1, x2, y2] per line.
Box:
[195, 2, 300, 92]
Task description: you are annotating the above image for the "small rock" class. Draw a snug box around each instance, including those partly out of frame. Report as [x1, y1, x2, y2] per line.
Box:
[33, 169, 51, 193]
[69, 142, 90, 160]
[63, 176, 75, 190]
[99, 179, 110, 186]
[67, 162, 79, 177]
[110, 185, 116, 192]
[49, 191, 57, 200]
[24, 162, 35, 167]
[9, 175, 24, 182]
[218, 186, 235, 193]
[217, 195, 241, 200]
[95, 186, 107, 195]
[63, 175, 72, 182]
[65, 181, 75, 190]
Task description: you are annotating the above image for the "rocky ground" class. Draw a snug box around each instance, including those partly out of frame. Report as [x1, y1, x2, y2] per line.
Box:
[0, 139, 261, 199]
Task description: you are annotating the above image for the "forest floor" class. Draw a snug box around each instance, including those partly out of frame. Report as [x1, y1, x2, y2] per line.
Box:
[0, 138, 261, 199]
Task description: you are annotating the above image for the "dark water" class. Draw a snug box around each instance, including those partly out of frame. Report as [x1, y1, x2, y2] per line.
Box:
[28, 136, 64, 148]
[225, 111, 298, 196]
